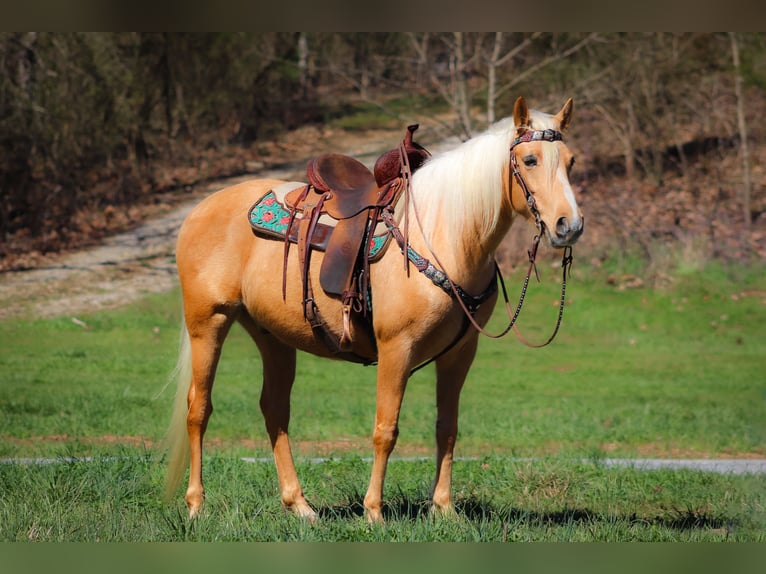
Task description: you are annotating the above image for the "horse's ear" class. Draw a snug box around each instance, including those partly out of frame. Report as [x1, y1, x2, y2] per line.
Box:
[513, 96, 530, 136]
[555, 98, 574, 132]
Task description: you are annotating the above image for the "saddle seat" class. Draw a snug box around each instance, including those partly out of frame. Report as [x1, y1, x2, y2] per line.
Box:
[285, 153, 388, 220]
[305, 154, 381, 219]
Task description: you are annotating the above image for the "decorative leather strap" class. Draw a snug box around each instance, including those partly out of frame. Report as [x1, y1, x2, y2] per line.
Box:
[381, 209, 497, 314]
[511, 128, 563, 149]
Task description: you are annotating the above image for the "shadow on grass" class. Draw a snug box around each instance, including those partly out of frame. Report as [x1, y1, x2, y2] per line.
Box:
[317, 495, 732, 531]
[462, 499, 731, 531]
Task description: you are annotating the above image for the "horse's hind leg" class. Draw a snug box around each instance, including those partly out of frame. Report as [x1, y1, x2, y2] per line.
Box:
[431, 335, 478, 516]
[184, 306, 236, 517]
[239, 315, 316, 520]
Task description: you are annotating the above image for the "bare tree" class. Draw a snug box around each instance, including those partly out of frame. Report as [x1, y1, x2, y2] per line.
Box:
[594, 101, 638, 179]
[486, 32, 541, 124]
[297, 32, 309, 96]
[405, 32, 476, 139]
[410, 32, 429, 89]
[488, 32, 598, 125]
[452, 32, 473, 138]
[729, 32, 753, 230]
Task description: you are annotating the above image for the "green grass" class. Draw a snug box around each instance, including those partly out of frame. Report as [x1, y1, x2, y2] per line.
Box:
[1, 451, 764, 541]
[0, 262, 764, 540]
[326, 94, 450, 132]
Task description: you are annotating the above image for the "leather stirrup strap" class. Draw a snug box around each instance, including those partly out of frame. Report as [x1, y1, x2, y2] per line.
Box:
[297, 191, 328, 319]
[283, 184, 310, 300]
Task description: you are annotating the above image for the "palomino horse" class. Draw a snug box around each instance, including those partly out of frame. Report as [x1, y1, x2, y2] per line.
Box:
[163, 97, 583, 523]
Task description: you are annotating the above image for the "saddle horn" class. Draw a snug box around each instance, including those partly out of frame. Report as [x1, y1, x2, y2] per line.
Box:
[374, 124, 431, 187]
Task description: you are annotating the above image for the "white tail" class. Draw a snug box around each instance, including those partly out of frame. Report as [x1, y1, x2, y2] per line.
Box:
[161, 322, 193, 500]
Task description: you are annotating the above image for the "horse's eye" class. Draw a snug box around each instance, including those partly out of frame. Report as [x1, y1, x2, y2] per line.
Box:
[523, 155, 537, 168]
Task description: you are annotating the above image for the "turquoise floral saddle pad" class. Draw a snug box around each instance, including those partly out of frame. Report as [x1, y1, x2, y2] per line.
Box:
[248, 181, 392, 261]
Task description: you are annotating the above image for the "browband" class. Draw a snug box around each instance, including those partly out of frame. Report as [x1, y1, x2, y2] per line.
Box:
[511, 129, 563, 149]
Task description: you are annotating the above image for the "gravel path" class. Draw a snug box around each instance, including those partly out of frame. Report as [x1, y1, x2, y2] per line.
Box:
[0, 193, 211, 320]
[244, 456, 766, 475]
[3, 455, 765, 474]
[0, 199, 195, 320]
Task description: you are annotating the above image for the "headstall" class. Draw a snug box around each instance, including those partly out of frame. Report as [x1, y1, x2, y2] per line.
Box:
[509, 128, 564, 234]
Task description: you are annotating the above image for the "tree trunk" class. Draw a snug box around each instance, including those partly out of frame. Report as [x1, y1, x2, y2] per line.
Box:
[453, 32, 473, 139]
[297, 32, 309, 96]
[16, 32, 38, 94]
[729, 32, 752, 230]
[487, 33, 502, 125]
[161, 33, 174, 156]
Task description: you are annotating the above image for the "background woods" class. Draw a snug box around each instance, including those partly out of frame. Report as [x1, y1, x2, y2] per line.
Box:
[1, 32, 764, 272]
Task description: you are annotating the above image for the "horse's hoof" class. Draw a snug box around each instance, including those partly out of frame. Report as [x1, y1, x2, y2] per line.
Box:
[188, 504, 202, 520]
[186, 496, 204, 520]
[365, 508, 385, 525]
[430, 503, 459, 520]
[288, 502, 318, 524]
[297, 508, 318, 524]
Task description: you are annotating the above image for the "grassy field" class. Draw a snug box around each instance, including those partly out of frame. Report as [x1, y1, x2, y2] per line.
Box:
[0, 262, 764, 541]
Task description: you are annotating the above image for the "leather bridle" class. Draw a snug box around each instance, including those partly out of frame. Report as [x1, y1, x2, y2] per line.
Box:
[509, 128, 563, 237]
[506, 128, 574, 347]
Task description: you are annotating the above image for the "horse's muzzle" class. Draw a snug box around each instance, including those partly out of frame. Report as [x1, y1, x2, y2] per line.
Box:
[550, 216, 584, 248]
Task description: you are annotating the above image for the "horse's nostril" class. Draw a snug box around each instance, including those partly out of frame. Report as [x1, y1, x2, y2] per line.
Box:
[556, 217, 569, 237]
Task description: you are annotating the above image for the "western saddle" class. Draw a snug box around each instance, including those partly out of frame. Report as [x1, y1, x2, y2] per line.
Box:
[281, 124, 430, 361]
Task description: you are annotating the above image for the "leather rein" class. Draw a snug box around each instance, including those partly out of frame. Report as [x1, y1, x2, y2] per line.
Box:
[385, 128, 574, 352]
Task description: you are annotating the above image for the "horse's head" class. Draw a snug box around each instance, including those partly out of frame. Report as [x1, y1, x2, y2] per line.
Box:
[509, 97, 584, 248]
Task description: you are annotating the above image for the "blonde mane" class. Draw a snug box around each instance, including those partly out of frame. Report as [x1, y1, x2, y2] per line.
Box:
[410, 109, 559, 246]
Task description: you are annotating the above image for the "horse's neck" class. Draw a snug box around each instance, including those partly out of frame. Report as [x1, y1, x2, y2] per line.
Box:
[404, 193, 513, 296]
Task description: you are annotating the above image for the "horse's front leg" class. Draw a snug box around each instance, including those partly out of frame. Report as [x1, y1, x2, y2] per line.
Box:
[363, 342, 412, 523]
[431, 334, 478, 516]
